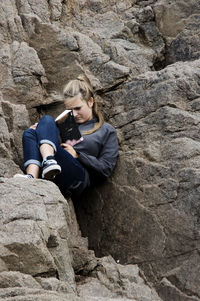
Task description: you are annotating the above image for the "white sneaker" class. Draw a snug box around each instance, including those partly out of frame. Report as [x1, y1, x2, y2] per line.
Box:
[13, 174, 34, 179]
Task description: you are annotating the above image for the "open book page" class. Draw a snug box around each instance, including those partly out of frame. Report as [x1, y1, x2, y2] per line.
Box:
[55, 110, 83, 146]
[55, 109, 71, 122]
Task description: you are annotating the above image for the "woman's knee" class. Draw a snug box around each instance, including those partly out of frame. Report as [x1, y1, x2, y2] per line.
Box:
[23, 128, 36, 140]
[40, 115, 55, 125]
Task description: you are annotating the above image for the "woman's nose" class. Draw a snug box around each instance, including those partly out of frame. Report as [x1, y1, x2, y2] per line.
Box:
[72, 110, 78, 117]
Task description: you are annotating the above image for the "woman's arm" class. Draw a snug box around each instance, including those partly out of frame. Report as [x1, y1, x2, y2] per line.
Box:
[60, 143, 78, 158]
[77, 129, 118, 178]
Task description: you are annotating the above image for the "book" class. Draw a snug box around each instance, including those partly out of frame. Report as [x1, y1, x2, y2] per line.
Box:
[55, 110, 83, 146]
[55, 109, 71, 122]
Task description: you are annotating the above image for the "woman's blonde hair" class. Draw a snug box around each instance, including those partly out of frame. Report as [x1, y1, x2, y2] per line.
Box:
[63, 75, 104, 135]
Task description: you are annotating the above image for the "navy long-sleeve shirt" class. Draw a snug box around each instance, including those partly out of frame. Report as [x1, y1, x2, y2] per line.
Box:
[74, 118, 118, 185]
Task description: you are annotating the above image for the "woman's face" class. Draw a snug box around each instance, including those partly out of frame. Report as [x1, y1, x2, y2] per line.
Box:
[64, 94, 94, 124]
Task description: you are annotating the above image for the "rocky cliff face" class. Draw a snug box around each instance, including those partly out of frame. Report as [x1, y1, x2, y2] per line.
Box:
[0, 0, 200, 300]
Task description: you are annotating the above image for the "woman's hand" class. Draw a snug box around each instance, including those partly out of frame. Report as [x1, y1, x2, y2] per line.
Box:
[30, 123, 38, 130]
[61, 143, 78, 158]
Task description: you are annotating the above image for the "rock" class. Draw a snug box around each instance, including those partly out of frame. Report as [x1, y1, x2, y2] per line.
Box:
[104, 38, 155, 76]
[166, 15, 200, 64]
[0, 41, 47, 107]
[16, 0, 50, 23]
[0, 179, 82, 300]
[0, 97, 31, 170]
[48, 0, 63, 21]
[159, 251, 200, 299]
[154, 0, 200, 64]
[0, 159, 22, 178]
[0, 98, 30, 171]
[74, 59, 200, 299]
[0, 178, 75, 288]
[77, 256, 162, 300]
[72, 248, 97, 276]
[28, 23, 82, 97]
[0, 288, 80, 301]
[0, 271, 41, 289]
[77, 278, 114, 299]
[0, 0, 26, 48]
[35, 277, 74, 293]
[1, 100, 30, 168]
[0, 178, 161, 301]
[156, 278, 199, 301]
[154, 0, 200, 38]
[74, 32, 110, 65]
[0, 114, 11, 159]
[0, 0, 200, 300]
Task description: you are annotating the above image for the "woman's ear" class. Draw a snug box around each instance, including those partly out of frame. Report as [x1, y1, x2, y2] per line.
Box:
[88, 97, 94, 108]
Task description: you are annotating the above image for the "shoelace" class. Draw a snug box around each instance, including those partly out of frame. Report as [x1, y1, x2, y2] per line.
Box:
[42, 159, 57, 166]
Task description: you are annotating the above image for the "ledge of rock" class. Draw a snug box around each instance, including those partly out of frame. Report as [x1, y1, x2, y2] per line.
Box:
[0, 178, 161, 300]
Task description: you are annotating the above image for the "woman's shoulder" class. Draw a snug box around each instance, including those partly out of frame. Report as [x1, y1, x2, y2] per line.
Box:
[101, 122, 117, 133]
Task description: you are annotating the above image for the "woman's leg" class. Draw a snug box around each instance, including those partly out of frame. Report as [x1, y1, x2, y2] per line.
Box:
[53, 145, 90, 196]
[36, 115, 61, 179]
[36, 115, 60, 152]
[21, 115, 88, 194]
[26, 164, 40, 178]
[22, 128, 42, 178]
[22, 115, 61, 179]
[40, 144, 54, 158]
[36, 115, 89, 194]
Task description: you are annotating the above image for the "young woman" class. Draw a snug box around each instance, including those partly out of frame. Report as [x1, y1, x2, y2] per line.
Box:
[14, 76, 119, 196]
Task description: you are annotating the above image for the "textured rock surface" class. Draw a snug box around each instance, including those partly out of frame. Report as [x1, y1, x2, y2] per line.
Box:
[0, 0, 200, 300]
[154, 0, 200, 65]
[76, 59, 200, 300]
[0, 178, 161, 300]
[0, 178, 75, 283]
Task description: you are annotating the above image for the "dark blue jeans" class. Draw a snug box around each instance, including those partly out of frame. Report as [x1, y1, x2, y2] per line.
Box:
[22, 115, 88, 196]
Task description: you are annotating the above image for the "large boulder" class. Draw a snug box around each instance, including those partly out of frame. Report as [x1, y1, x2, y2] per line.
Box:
[0, 178, 75, 284]
[75, 59, 200, 300]
[0, 178, 161, 301]
[0, 178, 79, 300]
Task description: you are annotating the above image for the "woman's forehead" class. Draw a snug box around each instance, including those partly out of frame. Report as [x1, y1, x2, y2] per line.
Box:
[64, 95, 85, 108]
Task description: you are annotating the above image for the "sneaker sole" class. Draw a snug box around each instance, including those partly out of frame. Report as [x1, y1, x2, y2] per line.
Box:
[42, 165, 61, 180]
